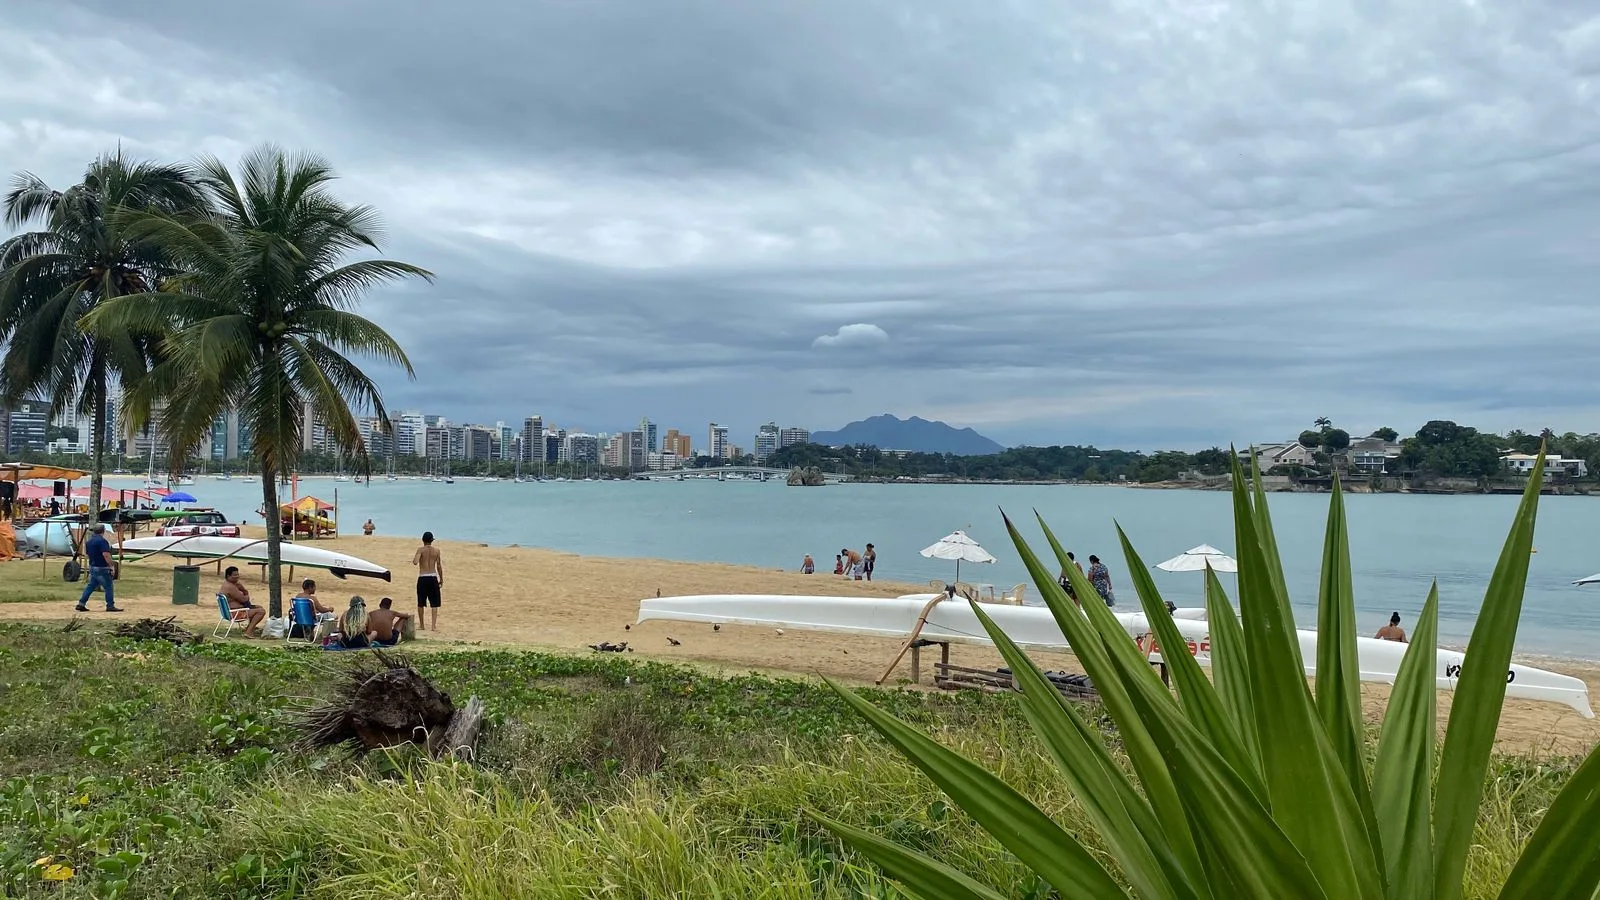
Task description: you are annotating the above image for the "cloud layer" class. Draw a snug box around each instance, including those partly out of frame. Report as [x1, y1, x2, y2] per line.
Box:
[5, 0, 1600, 447]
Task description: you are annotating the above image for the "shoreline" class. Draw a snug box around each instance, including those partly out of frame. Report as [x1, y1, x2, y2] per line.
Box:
[3, 531, 1597, 755]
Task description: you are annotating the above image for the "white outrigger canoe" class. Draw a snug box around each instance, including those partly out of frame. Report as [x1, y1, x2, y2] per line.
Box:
[636, 594, 1593, 718]
[117, 535, 391, 581]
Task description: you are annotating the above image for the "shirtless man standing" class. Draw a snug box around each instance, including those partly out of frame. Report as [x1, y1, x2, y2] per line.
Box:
[412, 531, 444, 631]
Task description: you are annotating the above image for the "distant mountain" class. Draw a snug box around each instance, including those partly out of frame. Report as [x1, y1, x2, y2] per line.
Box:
[810, 414, 1006, 456]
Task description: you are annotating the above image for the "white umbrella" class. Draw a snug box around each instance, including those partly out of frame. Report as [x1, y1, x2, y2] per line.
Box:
[1155, 544, 1238, 574]
[1576, 573, 1600, 586]
[919, 530, 997, 583]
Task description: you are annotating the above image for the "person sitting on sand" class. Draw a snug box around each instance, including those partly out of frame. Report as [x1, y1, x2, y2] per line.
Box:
[833, 554, 845, 575]
[219, 566, 267, 638]
[362, 518, 375, 536]
[1376, 612, 1407, 643]
[339, 596, 371, 649]
[365, 597, 411, 646]
[801, 554, 815, 574]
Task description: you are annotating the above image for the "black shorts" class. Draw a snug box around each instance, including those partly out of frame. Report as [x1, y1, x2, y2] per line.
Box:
[417, 577, 442, 608]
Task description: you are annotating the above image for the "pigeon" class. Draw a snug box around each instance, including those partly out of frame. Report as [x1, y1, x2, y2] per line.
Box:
[667, 637, 681, 646]
[624, 623, 631, 630]
[712, 623, 721, 631]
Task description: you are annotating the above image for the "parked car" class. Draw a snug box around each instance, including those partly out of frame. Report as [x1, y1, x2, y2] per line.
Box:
[155, 511, 241, 538]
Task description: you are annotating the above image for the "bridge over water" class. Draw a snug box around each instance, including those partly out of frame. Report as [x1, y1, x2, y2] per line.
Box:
[634, 466, 849, 484]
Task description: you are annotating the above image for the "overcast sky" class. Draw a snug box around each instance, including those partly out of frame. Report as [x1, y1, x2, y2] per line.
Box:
[5, 0, 1600, 450]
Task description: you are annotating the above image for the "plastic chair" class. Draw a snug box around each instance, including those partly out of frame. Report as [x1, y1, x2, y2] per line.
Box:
[1000, 584, 1028, 605]
[212, 593, 241, 638]
[287, 596, 318, 645]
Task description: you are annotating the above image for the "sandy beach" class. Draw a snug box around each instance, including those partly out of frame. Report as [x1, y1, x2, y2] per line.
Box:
[4, 530, 1597, 756]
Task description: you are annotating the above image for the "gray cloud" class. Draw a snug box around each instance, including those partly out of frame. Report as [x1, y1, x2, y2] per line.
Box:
[5, 0, 1600, 448]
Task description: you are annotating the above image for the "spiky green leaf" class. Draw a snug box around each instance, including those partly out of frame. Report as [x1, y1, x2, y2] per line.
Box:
[1371, 584, 1439, 899]
[1201, 568, 1259, 765]
[823, 678, 1127, 897]
[1496, 746, 1600, 899]
[1434, 453, 1544, 900]
[968, 600, 1198, 900]
[1230, 457, 1384, 898]
[814, 813, 1009, 900]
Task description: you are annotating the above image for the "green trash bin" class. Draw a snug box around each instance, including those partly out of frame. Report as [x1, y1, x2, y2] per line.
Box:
[171, 565, 201, 605]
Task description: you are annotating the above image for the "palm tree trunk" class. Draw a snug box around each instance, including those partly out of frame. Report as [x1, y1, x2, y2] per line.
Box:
[259, 461, 284, 617]
[88, 362, 106, 514]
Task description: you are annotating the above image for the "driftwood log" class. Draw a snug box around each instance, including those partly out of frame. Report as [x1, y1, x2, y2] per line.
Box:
[294, 651, 486, 759]
[113, 616, 200, 645]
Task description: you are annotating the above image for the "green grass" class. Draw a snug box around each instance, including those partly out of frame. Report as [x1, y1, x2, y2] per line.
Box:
[0, 622, 1577, 898]
[0, 563, 169, 605]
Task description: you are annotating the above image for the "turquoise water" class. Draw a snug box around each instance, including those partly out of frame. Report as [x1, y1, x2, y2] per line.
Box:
[136, 478, 1600, 658]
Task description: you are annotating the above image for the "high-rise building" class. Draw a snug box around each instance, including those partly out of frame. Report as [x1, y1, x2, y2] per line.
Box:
[662, 428, 692, 460]
[638, 417, 658, 453]
[563, 432, 599, 465]
[424, 427, 450, 460]
[4, 398, 48, 454]
[779, 427, 810, 449]
[395, 411, 425, 457]
[708, 423, 730, 460]
[603, 431, 647, 470]
[463, 426, 494, 461]
[523, 416, 544, 462]
[754, 422, 780, 462]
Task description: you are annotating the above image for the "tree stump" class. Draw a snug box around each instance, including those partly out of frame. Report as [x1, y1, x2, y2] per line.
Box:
[294, 652, 485, 760]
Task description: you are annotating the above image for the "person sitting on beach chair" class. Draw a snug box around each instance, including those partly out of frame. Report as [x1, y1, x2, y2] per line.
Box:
[219, 566, 267, 638]
[294, 578, 335, 616]
[365, 597, 411, 646]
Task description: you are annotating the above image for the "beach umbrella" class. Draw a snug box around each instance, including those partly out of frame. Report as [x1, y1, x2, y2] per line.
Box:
[919, 530, 997, 583]
[1155, 544, 1238, 574]
[161, 491, 198, 504]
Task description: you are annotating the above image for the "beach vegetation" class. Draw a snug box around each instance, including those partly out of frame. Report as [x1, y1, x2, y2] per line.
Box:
[81, 146, 430, 616]
[820, 452, 1600, 898]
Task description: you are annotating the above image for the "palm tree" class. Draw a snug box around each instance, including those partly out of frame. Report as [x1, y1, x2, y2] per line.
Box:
[1314, 416, 1332, 430]
[85, 146, 430, 615]
[0, 150, 204, 512]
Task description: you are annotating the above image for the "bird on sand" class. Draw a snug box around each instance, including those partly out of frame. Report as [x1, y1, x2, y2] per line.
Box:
[667, 637, 681, 646]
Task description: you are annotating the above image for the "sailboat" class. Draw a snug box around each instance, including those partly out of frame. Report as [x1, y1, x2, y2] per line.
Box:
[334, 455, 350, 483]
[444, 461, 454, 485]
[142, 433, 165, 492]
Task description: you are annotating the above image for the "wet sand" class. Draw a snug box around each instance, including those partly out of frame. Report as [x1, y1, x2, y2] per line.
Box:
[3, 531, 1596, 755]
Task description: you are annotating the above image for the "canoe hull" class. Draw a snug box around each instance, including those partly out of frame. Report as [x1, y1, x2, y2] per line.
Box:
[116, 535, 390, 581]
[637, 594, 1593, 718]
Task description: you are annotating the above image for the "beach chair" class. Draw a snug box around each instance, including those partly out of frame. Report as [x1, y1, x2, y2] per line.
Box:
[287, 597, 318, 645]
[212, 593, 242, 638]
[1000, 584, 1028, 605]
[928, 579, 947, 592]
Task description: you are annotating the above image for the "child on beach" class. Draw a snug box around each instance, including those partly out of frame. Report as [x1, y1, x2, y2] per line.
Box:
[833, 555, 845, 576]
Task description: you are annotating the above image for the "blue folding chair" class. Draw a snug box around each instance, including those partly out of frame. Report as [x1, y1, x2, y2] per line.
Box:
[287, 596, 319, 645]
[212, 593, 242, 638]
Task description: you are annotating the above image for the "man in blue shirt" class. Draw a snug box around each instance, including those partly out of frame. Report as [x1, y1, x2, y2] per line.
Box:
[76, 524, 123, 613]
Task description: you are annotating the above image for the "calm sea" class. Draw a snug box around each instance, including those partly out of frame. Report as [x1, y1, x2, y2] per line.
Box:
[121, 477, 1600, 659]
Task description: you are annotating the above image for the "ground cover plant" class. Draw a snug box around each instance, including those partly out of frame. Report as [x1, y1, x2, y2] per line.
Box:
[0, 486, 1587, 900]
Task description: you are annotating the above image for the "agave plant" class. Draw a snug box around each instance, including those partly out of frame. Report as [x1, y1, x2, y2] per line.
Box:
[818, 452, 1600, 898]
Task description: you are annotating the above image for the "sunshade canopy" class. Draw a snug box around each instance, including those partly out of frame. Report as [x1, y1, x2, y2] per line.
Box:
[919, 530, 997, 564]
[0, 463, 86, 481]
[1155, 544, 1238, 573]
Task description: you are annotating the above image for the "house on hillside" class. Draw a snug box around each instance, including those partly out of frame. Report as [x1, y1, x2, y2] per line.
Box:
[1348, 438, 1403, 474]
[1502, 452, 1588, 479]
[1237, 443, 1319, 471]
